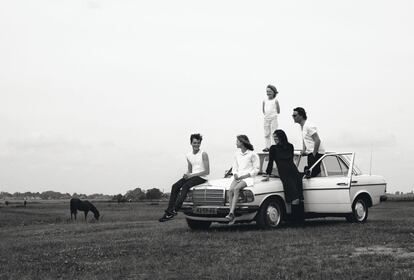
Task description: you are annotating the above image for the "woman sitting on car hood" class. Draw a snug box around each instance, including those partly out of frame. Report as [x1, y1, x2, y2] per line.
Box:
[225, 135, 260, 224]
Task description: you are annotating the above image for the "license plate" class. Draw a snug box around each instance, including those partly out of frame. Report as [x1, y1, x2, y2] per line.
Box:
[194, 207, 217, 215]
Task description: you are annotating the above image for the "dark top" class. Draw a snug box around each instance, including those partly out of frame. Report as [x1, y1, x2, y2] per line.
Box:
[266, 144, 297, 176]
[266, 143, 303, 201]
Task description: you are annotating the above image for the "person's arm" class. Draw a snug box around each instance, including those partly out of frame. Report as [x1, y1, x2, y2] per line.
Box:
[262, 101, 265, 115]
[232, 155, 239, 180]
[311, 132, 321, 156]
[289, 143, 294, 157]
[251, 153, 260, 176]
[302, 139, 307, 155]
[187, 159, 192, 174]
[183, 159, 192, 179]
[266, 148, 274, 175]
[187, 152, 210, 178]
[263, 149, 274, 181]
[275, 99, 280, 114]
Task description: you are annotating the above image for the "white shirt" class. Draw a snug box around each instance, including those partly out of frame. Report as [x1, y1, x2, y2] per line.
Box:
[186, 150, 208, 179]
[232, 150, 260, 186]
[302, 122, 325, 154]
[264, 98, 278, 118]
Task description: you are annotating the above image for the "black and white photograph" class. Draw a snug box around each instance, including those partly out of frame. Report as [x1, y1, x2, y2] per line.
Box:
[1, 1, 413, 279]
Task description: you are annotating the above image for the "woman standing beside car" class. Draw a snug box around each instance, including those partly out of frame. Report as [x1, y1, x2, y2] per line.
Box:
[225, 135, 260, 224]
[263, 129, 303, 206]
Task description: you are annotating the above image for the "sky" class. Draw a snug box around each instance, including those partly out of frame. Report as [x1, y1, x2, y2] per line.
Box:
[1, 0, 413, 195]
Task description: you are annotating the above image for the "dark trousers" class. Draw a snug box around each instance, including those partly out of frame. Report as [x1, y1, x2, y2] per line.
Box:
[308, 153, 324, 177]
[292, 202, 305, 222]
[166, 176, 206, 213]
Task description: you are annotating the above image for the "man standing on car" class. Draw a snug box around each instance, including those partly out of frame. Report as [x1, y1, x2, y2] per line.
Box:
[293, 107, 325, 177]
[159, 134, 210, 222]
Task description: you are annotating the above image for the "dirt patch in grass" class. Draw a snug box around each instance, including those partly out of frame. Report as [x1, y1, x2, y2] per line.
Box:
[353, 245, 414, 258]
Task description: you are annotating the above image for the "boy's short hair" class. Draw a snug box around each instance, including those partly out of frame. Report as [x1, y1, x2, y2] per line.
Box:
[190, 134, 203, 143]
[293, 107, 307, 120]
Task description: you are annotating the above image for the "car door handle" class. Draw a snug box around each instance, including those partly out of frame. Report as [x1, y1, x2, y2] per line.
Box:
[337, 182, 347, 186]
[351, 180, 358, 184]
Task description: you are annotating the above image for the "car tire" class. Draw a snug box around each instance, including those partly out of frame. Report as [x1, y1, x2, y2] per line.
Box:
[256, 198, 284, 229]
[346, 197, 368, 223]
[186, 218, 212, 230]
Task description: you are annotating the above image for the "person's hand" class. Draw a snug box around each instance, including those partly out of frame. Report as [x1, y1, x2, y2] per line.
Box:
[234, 174, 239, 181]
[183, 173, 191, 179]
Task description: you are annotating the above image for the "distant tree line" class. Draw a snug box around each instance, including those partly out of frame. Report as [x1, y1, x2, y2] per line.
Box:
[112, 188, 167, 202]
[0, 191, 112, 200]
[0, 187, 168, 202]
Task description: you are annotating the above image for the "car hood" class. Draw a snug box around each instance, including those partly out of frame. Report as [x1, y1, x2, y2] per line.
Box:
[199, 178, 233, 189]
[194, 176, 285, 193]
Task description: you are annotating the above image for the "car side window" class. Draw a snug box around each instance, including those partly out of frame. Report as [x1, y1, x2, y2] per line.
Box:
[323, 155, 349, 177]
[297, 155, 325, 176]
[338, 157, 350, 176]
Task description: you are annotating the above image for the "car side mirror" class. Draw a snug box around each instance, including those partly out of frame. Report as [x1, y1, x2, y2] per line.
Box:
[224, 168, 233, 178]
[304, 166, 311, 179]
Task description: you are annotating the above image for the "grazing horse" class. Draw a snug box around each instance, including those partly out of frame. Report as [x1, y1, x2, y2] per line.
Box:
[70, 198, 100, 221]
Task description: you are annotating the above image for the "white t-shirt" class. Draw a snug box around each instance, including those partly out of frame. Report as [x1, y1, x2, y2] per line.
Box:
[186, 150, 208, 179]
[302, 122, 325, 154]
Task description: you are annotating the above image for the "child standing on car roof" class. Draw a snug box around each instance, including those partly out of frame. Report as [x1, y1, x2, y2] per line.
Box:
[262, 84, 280, 152]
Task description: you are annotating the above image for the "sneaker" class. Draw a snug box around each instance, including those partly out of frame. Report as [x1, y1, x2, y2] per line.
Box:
[158, 212, 174, 222]
[262, 148, 270, 152]
[225, 213, 235, 224]
[171, 210, 178, 216]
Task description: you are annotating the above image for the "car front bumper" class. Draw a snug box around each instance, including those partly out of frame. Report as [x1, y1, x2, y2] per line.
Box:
[180, 204, 259, 218]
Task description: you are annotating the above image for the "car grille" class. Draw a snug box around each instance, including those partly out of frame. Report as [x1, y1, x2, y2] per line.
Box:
[192, 189, 224, 206]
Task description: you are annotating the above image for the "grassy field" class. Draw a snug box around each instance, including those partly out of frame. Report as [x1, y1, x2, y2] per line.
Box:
[0, 201, 413, 280]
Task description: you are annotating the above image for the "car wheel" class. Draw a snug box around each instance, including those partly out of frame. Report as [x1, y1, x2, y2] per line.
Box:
[186, 218, 212, 230]
[256, 198, 284, 229]
[346, 197, 368, 223]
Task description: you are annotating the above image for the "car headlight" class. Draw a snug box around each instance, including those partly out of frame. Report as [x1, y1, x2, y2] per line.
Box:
[241, 190, 255, 203]
[184, 190, 193, 202]
[225, 190, 254, 203]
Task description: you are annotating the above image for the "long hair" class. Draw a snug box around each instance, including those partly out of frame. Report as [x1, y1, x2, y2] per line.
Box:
[274, 129, 290, 149]
[237, 135, 254, 151]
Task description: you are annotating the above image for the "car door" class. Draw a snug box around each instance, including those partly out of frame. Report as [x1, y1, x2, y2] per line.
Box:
[302, 153, 355, 213]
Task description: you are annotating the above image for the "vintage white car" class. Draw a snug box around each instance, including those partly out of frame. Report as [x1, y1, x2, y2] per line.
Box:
[181, 151, 387, 230]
